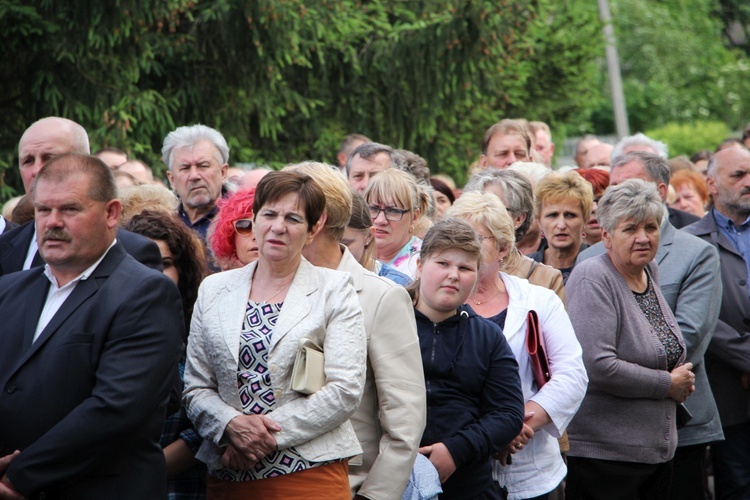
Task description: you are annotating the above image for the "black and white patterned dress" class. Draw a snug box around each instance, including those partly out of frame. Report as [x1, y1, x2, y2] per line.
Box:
[210, 300, 329, 481]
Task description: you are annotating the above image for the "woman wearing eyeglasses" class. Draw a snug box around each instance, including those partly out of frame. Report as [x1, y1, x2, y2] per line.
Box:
[363, 168, 430, 281]
[209, 188, 259, 270]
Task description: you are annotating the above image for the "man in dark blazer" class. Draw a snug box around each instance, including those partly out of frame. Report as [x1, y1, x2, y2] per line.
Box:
[0, 154, 183, 498]
[1, 216, 17, 234]
[0, 116, 161, 276]
[683, 147, 750, 500]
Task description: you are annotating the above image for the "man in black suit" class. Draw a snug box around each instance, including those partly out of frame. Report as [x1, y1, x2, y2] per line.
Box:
[0, 216, 16, 234]
[0, 117, 161, 277]
[0, 154, 183, 498]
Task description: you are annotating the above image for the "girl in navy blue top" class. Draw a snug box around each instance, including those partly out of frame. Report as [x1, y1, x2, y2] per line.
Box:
[410, 219, 524, 499]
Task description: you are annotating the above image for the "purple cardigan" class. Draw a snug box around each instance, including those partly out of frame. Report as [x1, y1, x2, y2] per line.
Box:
[565, 254, 686, 464]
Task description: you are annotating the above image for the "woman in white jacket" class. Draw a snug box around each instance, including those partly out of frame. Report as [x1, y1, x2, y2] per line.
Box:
[446, 192, 588, 500]
[184, 171, 367, 499]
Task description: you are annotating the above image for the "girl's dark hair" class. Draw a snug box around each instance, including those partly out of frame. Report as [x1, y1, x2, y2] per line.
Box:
[125, 210, 207, 338]
[407, 218, 481, 306]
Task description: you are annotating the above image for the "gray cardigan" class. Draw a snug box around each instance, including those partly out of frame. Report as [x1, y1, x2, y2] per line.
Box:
[565, 254, 686, 464]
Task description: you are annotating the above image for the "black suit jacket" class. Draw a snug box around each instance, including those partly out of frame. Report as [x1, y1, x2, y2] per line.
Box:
[1, 216, 17, 234]
[668, 206, 700, 229]
[0, 221, 162, 276]
[0, 242, 183, 498]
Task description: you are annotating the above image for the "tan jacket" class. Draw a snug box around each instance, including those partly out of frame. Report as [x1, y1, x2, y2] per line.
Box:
[183, 258, 367, 469]
[339, 247, 427, 500]
[506, 252, 566, 305]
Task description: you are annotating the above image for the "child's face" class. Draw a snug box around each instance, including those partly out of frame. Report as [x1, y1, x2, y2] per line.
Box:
[416, 248, 478, 323]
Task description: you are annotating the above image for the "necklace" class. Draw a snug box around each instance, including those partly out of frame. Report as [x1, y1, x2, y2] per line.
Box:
[471, 286, 502, 305]
[254, 275, 294, 304]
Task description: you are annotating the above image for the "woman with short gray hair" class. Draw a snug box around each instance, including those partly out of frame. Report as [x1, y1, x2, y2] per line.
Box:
[565, 179, 695, 499]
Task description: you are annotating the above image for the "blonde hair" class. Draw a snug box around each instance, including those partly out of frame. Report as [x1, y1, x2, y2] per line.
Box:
[446, 191, 520, 271]
[534, 171, 593, 223]
[363, 168, 430, 218]
[118, 184, 180, 225]
[285, 161, 353, 241]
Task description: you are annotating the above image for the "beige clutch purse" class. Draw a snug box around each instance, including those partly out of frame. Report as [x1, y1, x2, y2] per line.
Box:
[291, 339, 325, 395]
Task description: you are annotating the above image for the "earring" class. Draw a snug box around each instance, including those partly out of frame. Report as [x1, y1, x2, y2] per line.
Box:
[409, 226, 414, 234]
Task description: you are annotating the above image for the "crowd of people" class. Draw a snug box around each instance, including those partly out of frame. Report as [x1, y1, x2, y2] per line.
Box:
[1, 115, 750, 500]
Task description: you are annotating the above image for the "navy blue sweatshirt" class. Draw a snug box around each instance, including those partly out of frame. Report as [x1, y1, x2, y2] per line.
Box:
[416, 305, 524, 499]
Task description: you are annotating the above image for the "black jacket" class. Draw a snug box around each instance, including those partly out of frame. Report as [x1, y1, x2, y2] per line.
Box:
[0, 221, 162, 276]
[416, 305, 524, 499]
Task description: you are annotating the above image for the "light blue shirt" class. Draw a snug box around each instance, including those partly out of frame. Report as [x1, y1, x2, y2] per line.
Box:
[713, 208, 750, 300]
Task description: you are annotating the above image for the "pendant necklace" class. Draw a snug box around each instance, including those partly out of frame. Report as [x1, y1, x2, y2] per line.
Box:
[255, 275, 294, 304]
[472, 286, 502, 306]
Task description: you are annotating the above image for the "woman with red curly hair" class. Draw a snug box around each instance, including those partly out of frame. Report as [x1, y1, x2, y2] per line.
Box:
[209, 188, 258, 270]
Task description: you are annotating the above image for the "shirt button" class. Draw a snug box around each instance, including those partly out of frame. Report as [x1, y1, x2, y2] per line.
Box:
[6, 385, 15, 394]
[269, 364, 278, 374]
[274, 390, 282, 400]
[740, 280, 747, 286]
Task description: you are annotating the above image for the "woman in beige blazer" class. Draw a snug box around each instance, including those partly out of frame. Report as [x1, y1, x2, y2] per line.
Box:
[184, 171, 367, 499]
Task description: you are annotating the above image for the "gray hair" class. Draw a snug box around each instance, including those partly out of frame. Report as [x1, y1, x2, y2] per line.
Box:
[611, 132, 668, 161]
[597, 179, 664, 233]
[161, 124, 229, 171]
[611, 151, 671, 186]
[345, 142, 406, 176]
[464, 168, 534, 241]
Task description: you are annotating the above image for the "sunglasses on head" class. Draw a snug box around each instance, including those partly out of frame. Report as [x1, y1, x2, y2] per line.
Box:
[233, 219, 254, 235]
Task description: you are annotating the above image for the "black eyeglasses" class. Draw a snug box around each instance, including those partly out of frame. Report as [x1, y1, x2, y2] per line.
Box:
[233, 219, 254, 235]
[368, 205, 410, 222]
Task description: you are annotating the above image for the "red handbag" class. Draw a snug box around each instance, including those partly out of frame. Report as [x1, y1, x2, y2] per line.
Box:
[525, 310, 551, 388]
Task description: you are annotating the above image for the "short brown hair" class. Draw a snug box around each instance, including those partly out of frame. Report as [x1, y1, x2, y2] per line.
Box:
[252, 170, 326, 232]
[407, 218, 481, 306]
[34, 153, 116, 203]
[481, 119, 531, 155]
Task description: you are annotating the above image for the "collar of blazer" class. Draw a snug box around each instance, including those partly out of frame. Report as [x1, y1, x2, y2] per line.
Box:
[687, 211, 744, 259]
[0, 221, 35, 274]
[336, 246, 365, 292]
[11, 242, 128, 376]
[216, 257, 320, 363]
[655, 218, 676, 265]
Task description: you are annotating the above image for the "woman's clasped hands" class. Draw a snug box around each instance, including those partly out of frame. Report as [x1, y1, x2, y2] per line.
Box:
[221, 414, 281, 469]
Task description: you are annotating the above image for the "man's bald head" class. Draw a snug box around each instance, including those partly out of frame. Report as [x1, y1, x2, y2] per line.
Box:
[18, 117, 90, 194]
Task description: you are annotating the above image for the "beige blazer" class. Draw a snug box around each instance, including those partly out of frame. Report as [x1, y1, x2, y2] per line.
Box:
[338, 247, 426, 500]
[183, 257, 367, 469]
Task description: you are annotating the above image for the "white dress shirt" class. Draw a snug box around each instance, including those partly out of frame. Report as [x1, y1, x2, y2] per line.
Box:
[33, 239, 117, 343]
